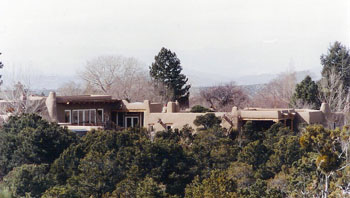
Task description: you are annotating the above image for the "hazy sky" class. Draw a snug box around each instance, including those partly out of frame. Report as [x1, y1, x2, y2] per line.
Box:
[0, 0, 349, 87]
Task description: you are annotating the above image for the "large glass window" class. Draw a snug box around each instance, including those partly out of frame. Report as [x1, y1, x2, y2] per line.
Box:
[64, 110, 71, 123]
[126, 117, 132, 128]
[70, 109, 100, 125]
[90, 109, 96, 125]
[125, 116, 139, 128]
[72, 110, 78, 124]
[133, 117, 139, 127]
[117, 112, 124, 127]
[78, 111, 84, 125]
[84, 110, 89, 125]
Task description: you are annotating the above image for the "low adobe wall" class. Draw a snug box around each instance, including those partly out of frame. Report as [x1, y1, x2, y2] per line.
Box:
[294, 110, 325, 125]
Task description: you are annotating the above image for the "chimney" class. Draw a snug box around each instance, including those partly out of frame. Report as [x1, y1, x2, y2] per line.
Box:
[320, 102, 331, 115]
[45, 92, 57, 122]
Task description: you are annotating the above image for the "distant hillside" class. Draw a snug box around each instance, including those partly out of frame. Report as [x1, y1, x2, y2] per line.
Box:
[4, 66, 321, 97]
[186, 67, 321, 87]
[241, 84, 265, 97]
[190, 69, 320, 98]
[235, 70, 320, 85]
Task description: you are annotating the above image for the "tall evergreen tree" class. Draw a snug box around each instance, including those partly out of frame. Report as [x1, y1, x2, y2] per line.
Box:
[321, 41, 350, 90]
[150, 47, 191, 103]
[290, 75, 320, 109]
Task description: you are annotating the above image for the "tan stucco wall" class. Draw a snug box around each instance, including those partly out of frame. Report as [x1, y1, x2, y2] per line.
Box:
[120, 100, 146, 112]
[149, 103, 163, 113]
[308, 111, 325, 124]
[295, 111, 310, 124]
[295, 110, 325, 125]
[118, 100, 332, 132]
[240, 111, 282, 120]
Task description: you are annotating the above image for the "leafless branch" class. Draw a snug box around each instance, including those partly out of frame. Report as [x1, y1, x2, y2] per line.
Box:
[197, 82, 249, 111]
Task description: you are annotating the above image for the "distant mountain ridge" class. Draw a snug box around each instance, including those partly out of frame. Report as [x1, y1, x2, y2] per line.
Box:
[5, 67, 322, 97]
[189, 68, 322, 97]
[186, 66, 321, 87]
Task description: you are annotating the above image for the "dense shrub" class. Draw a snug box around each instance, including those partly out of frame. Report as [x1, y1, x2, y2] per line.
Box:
[0, 164, 50, 198]
[0, 114, 347, 197]
[0, 114, 78, 178]
[190, 105, 212, 113]
[193, 113, 221, 130]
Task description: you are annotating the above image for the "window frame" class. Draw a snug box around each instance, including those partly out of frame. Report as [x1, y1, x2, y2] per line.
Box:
[90, 109, 97, 125]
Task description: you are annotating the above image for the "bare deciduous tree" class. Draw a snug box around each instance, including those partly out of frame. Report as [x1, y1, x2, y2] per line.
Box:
[57, 81, 84, 96]
[251, 71, 296, 108]
[0, 82, 48, 121]
[318, 68, 350, 113]
[197, 82, 249, 111]
[290, 98, 315, 109]
[79, 56, 124, 94]
[79, 55, 162, 102]
[0, 67, 49, 122]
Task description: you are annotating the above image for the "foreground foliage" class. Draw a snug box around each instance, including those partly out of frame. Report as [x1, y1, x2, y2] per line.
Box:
[0, 114, 77, 179]
[0, 114, 349, 197]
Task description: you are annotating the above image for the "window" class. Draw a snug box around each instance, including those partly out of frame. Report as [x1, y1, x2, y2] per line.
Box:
[71, 109, 98, 125]
[90, 109, 96, 125]
[64, 110, 71, 123]
[125, 116, 139, 128]
[133, 117, 139, 127]
[97, 109, 104, 123]
[72, 110, 78, 124]
[117, 112, 124, 127]
[79, 110, 84, 125]
[126, 117, 132, 127]
[84, 110, 89, 125]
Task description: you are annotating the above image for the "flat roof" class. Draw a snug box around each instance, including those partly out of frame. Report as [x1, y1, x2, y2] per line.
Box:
[56, 95, 120, 104]
[243, 108, 294, 111]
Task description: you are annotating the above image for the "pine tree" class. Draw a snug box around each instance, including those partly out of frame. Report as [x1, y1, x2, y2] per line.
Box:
[290, 75, 320, 109]
[321, 41, 350, 91]
[150, 47, 191, 103]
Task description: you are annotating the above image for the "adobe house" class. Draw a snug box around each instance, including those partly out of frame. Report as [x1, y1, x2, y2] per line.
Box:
[45, 92, 343, 133]
[46, 92, 145, 132]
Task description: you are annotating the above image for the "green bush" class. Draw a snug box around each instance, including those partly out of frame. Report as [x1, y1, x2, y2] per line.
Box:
[190, 105, 212, 113]
[193, 113, 221, 130]
[1, 164, 50, 198]
[0, 114, 78, 178]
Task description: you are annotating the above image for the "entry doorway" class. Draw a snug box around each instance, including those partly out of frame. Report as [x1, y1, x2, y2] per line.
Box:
[114, 112, 143, 129]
